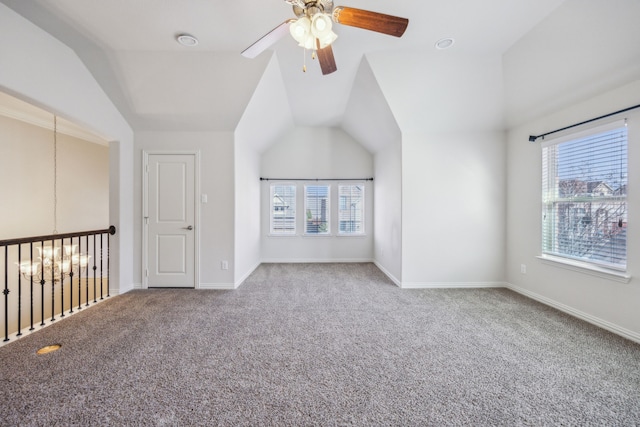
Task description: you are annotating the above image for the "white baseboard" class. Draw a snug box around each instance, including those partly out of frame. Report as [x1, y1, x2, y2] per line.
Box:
[505, 282, 640, 344]
[400, 281, 506, 289]
[261, 258, 374, 264]
[0, 296, 112, 348]
[234, 262, 261, 288]
[372, 261, 401, 287]
[199, 283, 235, 290]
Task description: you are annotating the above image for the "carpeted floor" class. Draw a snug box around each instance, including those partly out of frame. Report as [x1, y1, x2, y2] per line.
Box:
[1, 263, 639, 426]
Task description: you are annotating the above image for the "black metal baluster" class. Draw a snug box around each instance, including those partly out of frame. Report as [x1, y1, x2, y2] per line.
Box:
[3, 246, 9, 342]
[77, 236, 82, 311]
[100, 234, 104, 300]
[29, 243, 34, 331]
[69, 236, 75, 314]
[50, 239, 56, 322]
[59, 238, 65, 319]
[40, 241, 45, 327]
[17, 245, 22, 336]
[92, 235, 97, 303]
[85, 235, 90, 307]
[107, 229, 111, 298]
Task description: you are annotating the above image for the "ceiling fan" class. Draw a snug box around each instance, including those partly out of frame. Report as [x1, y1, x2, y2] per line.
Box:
[241, 0, 409, 75]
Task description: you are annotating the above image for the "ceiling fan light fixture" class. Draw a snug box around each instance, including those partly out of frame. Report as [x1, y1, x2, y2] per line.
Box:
[290, 17, 311, 43]
[317, 30, 338, 49]
[311, 13, 333, 38]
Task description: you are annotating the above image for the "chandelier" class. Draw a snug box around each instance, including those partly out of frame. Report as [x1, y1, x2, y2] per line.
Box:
[15, 115, 91, 284]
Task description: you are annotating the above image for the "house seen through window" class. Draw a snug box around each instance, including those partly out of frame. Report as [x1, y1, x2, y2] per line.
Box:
[542, 122, 627, 269]
[338, 185, 364, 234]
[270, 184, 296, 235]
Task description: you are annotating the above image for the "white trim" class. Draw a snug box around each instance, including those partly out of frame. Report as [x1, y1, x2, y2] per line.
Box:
[539, 118, 626, 147]
[373, 260, 401, 287]
[537, 255, 631, 283]
[142, 151, 201, 289]
[0, 96, 109, 146]
[400, 281, 506, 289]
[0, 296, 113, 348]
[261, 258, 374, 264]
[505, 282, 640, 344]
[234, 261, 261, 288]
[199, 283, 236, 290]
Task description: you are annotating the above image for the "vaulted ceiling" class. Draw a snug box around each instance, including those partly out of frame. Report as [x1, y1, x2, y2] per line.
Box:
[2, 0, 639, 144]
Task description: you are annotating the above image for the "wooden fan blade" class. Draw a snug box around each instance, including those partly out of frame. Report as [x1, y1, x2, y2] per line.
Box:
[316, 39, 337, 75]
[241, 19, 295, 58]
[333, 6, 408, 37]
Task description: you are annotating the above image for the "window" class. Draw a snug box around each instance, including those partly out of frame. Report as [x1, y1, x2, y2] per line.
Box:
[304, 185, 330, 234]
[270, 184, 296, 235]
[338, 184, 365, 235]
[542, 123, 627, 270]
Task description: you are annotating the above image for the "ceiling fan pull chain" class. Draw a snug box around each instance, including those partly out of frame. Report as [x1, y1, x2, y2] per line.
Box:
[303, 47, 307, 72]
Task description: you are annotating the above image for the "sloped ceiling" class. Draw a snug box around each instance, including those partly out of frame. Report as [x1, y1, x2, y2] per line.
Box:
[1, 0, 571, 140]
[236, 53, 294, 153]
[503, 0, 640, 128]
[342, 57, 399, 154]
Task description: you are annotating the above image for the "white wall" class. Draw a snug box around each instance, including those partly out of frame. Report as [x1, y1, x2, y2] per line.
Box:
[261, 127, 374, 262]
[506, 80, 640, 341]
[234, 54, 293, 286]
[401, 131, 506, 287]
[373, 139, 403, 284]
[0, 4, 134, 293]
[135, 132, 235, 288]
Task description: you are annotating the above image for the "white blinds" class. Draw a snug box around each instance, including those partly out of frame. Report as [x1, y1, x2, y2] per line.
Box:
[304, 185, 330, 234]
[338, 185, 364, 234]
[542, 123, 627, 269]
[271, 184, 296, 235]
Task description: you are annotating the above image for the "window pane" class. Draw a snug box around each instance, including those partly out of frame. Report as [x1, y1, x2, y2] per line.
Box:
[305, 185, 330, 234]
[338, 185, 364, 234]
[542, 126, 627, 269]
[271, 184, 296, 235]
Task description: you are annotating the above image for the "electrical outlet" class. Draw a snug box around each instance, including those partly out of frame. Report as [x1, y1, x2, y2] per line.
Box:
[520, 264, 527, 274]
[221, 260, 228, 270]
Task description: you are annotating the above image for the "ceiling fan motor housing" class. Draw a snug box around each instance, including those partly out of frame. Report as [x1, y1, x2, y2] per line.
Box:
[292, 0, 334, 18]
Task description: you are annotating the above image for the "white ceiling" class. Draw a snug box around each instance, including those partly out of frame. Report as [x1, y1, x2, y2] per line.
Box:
[3, 0, 637, 137]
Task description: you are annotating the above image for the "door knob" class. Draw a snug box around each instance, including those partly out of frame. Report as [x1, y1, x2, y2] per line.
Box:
[184, 225, 193, 230]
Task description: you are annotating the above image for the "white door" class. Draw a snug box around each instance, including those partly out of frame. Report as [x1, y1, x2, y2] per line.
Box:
[146, 154, 195, 288]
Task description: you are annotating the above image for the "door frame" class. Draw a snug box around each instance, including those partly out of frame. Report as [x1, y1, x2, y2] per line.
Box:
[142, 150, 201, 289]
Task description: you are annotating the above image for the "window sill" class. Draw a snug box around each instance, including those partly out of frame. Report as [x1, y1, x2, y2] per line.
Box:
[336, 233, 367, 238]
[268, 233, 298, 237]
[303, 233, 333, 238]
[536, 255, 631, 283]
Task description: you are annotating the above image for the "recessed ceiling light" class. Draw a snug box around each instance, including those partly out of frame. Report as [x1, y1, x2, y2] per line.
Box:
[176, 34, 199, 47]
[435, 38, 455, 50]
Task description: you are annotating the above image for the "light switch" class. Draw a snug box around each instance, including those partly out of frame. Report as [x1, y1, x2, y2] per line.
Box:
[201, 194, 208, 203]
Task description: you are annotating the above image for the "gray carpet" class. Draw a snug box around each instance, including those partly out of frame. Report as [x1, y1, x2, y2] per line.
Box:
[1, 263, 639, 426]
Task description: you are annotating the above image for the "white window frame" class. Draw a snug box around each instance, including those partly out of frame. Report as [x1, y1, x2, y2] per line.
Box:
[270, 184, 296, 236]
[338, 184, 365, 236]
[540, 120, 628, 279]
[304, 184, 331, 236]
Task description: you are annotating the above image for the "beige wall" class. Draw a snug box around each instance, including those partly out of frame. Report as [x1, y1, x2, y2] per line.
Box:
[0, 114, 109, 240]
